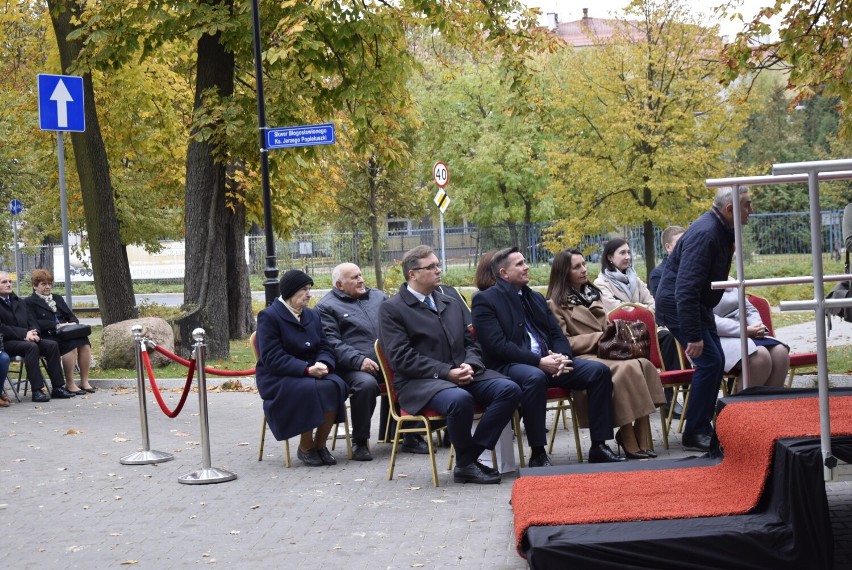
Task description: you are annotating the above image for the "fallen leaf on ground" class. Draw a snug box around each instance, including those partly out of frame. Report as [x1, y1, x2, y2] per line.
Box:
[66, 429, 80, 435]
[120, 560, 139, 565]
[112, 437, 128, 443]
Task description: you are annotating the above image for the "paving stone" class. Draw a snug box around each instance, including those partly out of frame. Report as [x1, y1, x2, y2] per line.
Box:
[1, 379, 851, 569]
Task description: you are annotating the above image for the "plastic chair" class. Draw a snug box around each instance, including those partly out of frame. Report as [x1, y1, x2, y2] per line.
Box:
[608, 303, 694, 448]
[375, 340, 449, 487]
[747, 294, 816, 389]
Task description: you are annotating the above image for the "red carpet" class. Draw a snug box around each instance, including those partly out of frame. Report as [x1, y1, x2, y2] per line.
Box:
[512, 395, 852, 550]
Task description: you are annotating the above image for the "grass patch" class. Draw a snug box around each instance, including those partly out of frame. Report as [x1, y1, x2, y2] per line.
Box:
[771, 312, 817, 328]
[88, 329, 257, 379]
[828, 345, 852, 375]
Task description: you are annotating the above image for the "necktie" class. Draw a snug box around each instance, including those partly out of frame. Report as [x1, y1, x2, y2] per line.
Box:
[424, 296, 436, 311]
[522, 297, 549, 355]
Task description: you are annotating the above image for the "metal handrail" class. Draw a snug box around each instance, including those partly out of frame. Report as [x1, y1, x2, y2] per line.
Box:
[704, 158, 852, 481]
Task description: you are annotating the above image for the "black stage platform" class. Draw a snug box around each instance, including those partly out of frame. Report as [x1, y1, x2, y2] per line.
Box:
[518, 388, 852, 569]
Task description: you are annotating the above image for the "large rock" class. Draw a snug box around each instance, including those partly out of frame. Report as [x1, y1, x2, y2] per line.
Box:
[101, 317, 175, 369]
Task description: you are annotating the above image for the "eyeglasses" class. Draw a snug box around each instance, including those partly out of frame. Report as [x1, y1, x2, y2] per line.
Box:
[412, 263, 441, 272]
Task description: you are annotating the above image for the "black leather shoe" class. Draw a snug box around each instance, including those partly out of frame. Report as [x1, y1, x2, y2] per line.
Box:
[453, 462, 501, 484]
[401, 435, 430, 454]
[475, 460, 499, 476]
[317, 446, 337, 465]
[50, 387, 74, 399]
[297, 447, 324, 467]
[682, 433, 712, 452]
[528, 452, 553, 468]
[588, 443, 627, 463]
[32, 387, 51, 403]
[352, 440, 372, 461]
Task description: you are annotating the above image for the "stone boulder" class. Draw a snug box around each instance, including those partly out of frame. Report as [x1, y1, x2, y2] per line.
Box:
[101, 317, 175, 369]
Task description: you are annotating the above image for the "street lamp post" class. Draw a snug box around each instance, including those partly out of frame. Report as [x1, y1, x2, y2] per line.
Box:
[250, 0, 279, 307]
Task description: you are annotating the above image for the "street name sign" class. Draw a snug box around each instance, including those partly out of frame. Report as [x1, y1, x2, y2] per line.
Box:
[266, 123, 336, 149]
[38, 74, 85, 132]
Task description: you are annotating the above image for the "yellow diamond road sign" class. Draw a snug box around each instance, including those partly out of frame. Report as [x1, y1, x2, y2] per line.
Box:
[434, 188, 450, 213]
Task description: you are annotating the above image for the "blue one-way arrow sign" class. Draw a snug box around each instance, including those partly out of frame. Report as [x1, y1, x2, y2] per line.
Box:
[37, 74, 85, 132]
[266, 123, 335, 149]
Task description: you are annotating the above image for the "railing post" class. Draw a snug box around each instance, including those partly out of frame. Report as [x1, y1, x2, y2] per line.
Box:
[178, 328, 237, 484]
[120, 324, 174, 465]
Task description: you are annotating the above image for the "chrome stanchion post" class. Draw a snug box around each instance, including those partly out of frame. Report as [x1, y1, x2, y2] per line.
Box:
[120, 324, 174, 465]
[178, 328, 237, 484]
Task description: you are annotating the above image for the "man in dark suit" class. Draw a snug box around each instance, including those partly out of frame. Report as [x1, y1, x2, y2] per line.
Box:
[0, 272, 69, 402]
[656, 187, 752, 451]
[472, 247, 624, 466]
[378, 246, 522, 484]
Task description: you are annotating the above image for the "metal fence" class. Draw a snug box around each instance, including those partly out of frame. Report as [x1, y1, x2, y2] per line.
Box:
[1, 210, 844, 282]
[247, 210, 846, 277]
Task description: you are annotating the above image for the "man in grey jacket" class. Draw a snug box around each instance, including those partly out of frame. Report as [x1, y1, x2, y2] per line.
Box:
[317, 263, 428, 460]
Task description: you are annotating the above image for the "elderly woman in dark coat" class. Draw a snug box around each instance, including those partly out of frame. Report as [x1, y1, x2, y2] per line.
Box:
[26, 269, 94, 395]
[256, 270, 347, 467]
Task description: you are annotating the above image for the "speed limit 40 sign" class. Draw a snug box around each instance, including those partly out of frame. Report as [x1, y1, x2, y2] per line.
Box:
[433, 161, 449, 188]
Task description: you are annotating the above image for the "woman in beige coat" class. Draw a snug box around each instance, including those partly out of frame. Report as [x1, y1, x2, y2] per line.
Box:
[547, 249, 666, 459]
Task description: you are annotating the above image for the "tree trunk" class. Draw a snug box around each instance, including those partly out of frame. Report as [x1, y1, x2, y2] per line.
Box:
[177, 17, 235, 359]
[367, 156, 384, 290]
[48, 1, 136, 325]
[225, 163, 255, 339]
[643, 218, 656, 282]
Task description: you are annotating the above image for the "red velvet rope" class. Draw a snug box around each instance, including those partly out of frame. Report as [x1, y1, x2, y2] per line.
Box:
[151, 343, 256, 376]
[142, 350, 195, 418]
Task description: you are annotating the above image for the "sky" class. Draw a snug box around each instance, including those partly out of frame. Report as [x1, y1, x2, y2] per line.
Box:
[522, 1, 782, 40]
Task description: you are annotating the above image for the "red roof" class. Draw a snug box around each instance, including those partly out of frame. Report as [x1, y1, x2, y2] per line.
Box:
[553, 15, 643, 47]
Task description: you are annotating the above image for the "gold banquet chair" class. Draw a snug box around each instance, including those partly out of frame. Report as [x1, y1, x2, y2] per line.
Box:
[375, 340, 448, 487]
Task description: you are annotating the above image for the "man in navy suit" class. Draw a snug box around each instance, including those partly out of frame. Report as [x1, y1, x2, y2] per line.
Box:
[472, 247, 624, 466]
[0, 272, 68, 402]
[378, 246, 521, 485]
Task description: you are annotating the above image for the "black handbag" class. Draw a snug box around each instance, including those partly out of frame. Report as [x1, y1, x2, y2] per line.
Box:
[56, 323, 91, 340]
[826, 251, 852, 322]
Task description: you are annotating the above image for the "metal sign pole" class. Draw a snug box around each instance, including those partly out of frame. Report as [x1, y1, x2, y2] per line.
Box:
[439, 210, 446, 271]
[120, 325, 173, 465]
[12, 215, 19, 297]
[178, 328, 237, 484]
[57, 132, 73, 307]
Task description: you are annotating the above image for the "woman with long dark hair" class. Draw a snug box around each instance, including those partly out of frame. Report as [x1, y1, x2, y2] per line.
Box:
[547, 249, 665, 459]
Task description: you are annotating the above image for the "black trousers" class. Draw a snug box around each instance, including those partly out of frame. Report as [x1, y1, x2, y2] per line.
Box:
[339, 370, 381, 441]
[5, 338, 64, 392]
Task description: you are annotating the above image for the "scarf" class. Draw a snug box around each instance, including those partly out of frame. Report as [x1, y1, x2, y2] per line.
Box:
[563, 283, 602, 308]
[601, 266, 638, 301]
[279, 296, 303, 321]
[39, 292, 57, 313]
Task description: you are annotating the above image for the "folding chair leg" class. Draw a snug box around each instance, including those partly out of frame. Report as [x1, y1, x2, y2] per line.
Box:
[258, 416, 266, 462]
[4, 376, 21, 403]
[259, 415, 291, 467]
[786, 368, 795, 388]
[513, 411, 526, 468]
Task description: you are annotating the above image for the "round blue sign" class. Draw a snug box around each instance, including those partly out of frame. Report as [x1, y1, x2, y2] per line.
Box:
[9, 199, 23, 215]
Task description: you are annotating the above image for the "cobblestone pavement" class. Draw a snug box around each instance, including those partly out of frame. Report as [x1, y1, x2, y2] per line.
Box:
[3, 372, 851, 569]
